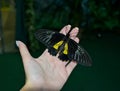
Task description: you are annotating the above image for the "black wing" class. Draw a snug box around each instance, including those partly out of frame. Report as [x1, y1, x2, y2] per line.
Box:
[34, 29, 65, 56]
[34, 29, 65, 47]
[68, 39, 92, 66]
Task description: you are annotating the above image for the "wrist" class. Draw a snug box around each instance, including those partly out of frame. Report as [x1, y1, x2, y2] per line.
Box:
[20, 82, 61, 91]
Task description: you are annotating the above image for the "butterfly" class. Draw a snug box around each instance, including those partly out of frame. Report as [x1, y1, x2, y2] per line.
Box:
[34, 29, 92, 67]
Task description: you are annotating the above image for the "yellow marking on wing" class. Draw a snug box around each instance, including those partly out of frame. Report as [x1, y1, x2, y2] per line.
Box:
[53, 41, 68, 55]
[63, 43, 68, 55]
[53, 41, 63, 50]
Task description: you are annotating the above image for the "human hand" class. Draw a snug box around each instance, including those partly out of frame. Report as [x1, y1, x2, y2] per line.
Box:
[17, 25, 80, 91]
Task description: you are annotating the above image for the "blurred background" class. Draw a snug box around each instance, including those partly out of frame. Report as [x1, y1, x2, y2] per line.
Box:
[0, 0, 120, 91]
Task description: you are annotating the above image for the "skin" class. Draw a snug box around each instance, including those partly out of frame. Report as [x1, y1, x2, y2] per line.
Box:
[17, 25, 80, 91]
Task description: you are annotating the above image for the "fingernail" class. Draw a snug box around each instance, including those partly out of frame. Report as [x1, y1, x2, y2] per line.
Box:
[16, 41, 19, 47]
[75, 27, 79, 30]
[67, 24, 71, 28]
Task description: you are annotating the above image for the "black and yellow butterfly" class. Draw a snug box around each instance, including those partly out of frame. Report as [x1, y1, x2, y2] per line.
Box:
[34, 29, 92, 66]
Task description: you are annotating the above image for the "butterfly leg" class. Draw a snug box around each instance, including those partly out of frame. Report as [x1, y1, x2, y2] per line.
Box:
[65, 60, 71, 67]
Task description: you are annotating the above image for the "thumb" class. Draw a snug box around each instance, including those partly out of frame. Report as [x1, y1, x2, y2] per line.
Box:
[16, 41, 32, 61]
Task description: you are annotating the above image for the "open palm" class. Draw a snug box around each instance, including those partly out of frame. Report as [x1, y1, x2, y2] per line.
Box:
[17, 25, 80, 91]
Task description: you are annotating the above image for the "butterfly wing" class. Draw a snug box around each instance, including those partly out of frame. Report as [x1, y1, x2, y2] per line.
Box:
[34, 29, 65, 47]
[68, 39, 92, 66]
[34, 29, 65, 55]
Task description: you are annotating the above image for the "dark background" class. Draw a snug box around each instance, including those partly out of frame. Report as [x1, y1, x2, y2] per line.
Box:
[0, 0, 120, 91]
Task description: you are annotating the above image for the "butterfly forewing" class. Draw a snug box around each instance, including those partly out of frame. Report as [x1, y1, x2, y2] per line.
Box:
[68, 39, 92, 66]
[34, 29, 65, 47]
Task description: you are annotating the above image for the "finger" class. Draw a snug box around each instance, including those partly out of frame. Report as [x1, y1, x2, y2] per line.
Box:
[66, 61, 77, 75]
[72, 37, 80, 43]
[70, 27, 79, 38]
[60, 25, 71, 35]
[65, 37, 79, 73]
[16, 41, 32, 61]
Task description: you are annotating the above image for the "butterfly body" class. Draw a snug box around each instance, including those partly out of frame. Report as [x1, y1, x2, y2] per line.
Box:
[35, 29, 92, 66]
